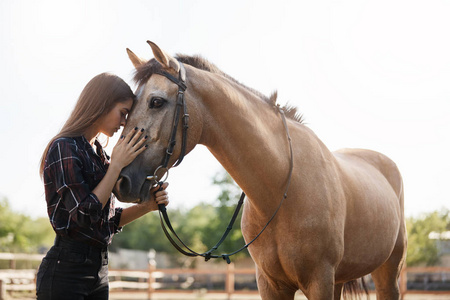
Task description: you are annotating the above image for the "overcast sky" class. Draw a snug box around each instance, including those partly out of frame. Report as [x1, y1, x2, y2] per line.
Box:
[0, 0, 449, 219]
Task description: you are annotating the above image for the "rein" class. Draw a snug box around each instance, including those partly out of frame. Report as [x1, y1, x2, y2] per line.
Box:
[147, 63, 294, 264]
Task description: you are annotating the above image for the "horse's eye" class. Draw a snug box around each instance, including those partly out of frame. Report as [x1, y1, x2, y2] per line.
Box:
[149, 97, 166, 109]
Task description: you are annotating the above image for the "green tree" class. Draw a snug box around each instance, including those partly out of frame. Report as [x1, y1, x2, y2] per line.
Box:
[0, 197, 54, 253]
[177, 203, 217, 254]
[406, 209, 450, 266]
[111, 207, 182, 254]
[206, 171, 247, 257]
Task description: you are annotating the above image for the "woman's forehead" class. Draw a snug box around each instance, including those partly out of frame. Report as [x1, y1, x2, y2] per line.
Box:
[116, 98, 134, 110]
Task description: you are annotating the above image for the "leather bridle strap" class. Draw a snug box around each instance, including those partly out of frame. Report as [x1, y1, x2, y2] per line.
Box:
[155, 63, 189, 169]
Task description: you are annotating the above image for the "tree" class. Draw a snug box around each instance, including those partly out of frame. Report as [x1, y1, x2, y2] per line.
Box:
[0, 197, 54, 253]
[110, 207, 182, 254]
[406, 209, 450, 266]
[206, 171, 247, 256]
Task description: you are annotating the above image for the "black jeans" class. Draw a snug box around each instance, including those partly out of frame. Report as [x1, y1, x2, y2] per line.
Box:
[36, 236, 109, 300]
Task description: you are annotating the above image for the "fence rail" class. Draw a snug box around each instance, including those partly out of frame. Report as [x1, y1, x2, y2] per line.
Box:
[109, 263, 257, 299]
[1, 252, 450, 299]
[400, 266, 450, 295]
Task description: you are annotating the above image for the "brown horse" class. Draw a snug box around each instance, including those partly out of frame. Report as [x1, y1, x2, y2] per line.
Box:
[115, 41, 407, 300]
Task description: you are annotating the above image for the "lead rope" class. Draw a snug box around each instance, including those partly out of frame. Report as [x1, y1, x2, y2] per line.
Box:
[156, 104, 294, 264]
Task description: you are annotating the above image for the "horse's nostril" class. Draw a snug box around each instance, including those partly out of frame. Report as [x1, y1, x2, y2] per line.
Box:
[117, 175, 132, 196]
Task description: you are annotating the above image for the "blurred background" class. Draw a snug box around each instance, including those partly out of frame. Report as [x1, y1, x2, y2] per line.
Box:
[0, 0, 449, 298]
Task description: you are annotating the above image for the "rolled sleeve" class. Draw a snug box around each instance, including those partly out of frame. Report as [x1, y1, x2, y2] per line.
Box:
[83, 193, 103, 225]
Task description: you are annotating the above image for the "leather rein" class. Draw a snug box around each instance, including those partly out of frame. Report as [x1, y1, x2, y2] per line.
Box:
[146, 62, 294, 264]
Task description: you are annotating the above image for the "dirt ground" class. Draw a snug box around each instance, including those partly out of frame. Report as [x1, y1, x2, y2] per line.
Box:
[5, 291, 450, 300]
[5, 293, 450, 300]
[108, 291, 450, 300]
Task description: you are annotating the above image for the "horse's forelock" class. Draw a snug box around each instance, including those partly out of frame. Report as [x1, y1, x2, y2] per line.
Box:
[133, 58, 164, 86]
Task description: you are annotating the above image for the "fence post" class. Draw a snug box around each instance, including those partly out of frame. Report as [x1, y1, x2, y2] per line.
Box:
[147, 263, 155, 300]
[226, 263, 235, 300]
[0, 279, 4, 300]
[9, 258, 15, 269]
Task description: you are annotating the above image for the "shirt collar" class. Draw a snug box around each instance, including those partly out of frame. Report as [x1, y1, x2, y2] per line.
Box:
[79, 135, 95, 152]
[79, 136, 108, 160]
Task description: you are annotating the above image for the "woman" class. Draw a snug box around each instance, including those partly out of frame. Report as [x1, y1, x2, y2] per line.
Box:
[37, 72, 168, 299]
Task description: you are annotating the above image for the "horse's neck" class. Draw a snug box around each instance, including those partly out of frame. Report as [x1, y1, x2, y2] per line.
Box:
[193, 73, 293, 209]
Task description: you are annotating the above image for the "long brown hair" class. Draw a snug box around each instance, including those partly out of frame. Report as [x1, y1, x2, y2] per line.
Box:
[39, 72, 135, 177]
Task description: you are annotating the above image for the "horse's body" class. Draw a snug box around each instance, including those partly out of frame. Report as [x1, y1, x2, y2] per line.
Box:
[115, 41, 407, 299]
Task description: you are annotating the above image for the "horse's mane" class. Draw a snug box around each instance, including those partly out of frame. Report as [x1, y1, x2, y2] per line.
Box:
[133, 54, 303, 123]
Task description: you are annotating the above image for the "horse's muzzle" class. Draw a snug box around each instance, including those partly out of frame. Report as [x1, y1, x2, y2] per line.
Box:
[114, 175, 132, 202]
[114, 175, 147, 203]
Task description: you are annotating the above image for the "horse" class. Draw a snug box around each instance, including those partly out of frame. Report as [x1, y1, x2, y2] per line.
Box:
[114, 41, 407, 300]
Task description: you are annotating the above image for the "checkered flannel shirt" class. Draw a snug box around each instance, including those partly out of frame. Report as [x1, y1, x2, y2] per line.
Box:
[43, 136, 123, 248]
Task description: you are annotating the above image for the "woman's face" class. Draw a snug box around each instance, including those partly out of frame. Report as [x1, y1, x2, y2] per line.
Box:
[98, 98, 134, 137]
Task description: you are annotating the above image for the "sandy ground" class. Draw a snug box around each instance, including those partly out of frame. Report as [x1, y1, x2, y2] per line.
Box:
[108, 291, 450, 300]
[5, 291, 450, 299]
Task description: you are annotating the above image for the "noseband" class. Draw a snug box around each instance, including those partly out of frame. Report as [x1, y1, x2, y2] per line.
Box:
[146, 62, 294, 264]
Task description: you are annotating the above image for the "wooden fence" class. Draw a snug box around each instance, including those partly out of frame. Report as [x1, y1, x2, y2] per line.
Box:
[400, 266, 450, 295]
[108, 263, 258, 299]
[1, 252, 450, 299]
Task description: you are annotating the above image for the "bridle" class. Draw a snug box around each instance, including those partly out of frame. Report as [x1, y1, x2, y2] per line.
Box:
[146, 63, 189, 184]
[146, 62, 294, 264]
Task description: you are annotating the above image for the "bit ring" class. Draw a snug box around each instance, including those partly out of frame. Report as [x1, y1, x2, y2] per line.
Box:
[146, 166, 169, 183]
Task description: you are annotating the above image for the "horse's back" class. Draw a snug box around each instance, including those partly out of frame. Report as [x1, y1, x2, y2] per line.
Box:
[334, 148, 403, 200]
[333, 147, 404, 222]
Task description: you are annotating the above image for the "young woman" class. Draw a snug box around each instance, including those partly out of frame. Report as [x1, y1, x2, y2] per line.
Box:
[36, 72, 168, 300]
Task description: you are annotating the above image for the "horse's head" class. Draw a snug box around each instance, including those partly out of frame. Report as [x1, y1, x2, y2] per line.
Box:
[114, 41, 201, 203]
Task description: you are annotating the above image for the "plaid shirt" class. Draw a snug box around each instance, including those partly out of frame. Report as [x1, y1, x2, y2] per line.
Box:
[43, 136, 122, 248]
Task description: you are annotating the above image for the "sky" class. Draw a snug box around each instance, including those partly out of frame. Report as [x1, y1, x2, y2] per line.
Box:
[0, 0, 449, 219]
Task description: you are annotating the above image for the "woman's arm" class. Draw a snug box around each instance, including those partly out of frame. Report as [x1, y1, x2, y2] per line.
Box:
[92, 163, 122, 208]
[93, 128, 146, 208]
[119, 182, 169, 227]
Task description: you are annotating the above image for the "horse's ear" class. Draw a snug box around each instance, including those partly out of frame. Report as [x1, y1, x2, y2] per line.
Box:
[147, 41, 180, 73]
[126, 48, 146, 68]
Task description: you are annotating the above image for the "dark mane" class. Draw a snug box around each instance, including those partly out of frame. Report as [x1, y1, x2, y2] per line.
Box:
[133, 54, 303, 123]
[175, 54, 271, 103]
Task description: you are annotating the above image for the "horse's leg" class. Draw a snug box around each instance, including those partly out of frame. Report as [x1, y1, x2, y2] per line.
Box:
[256, 268, 296, 300]
[371, 225, 407, 300]
[371, 261, 401, 299]
[303, 280, 335, 300]
[258, 286, 296, 300]
[302, 267, 336, 300]
[334, 283, 343, 300]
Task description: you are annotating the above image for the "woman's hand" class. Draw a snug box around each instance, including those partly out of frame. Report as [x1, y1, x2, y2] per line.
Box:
[119, 182, 170, 227]
[142, 182, 170, 212]
[93, 127, 147, 208]
[110, 127, 147, 171]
